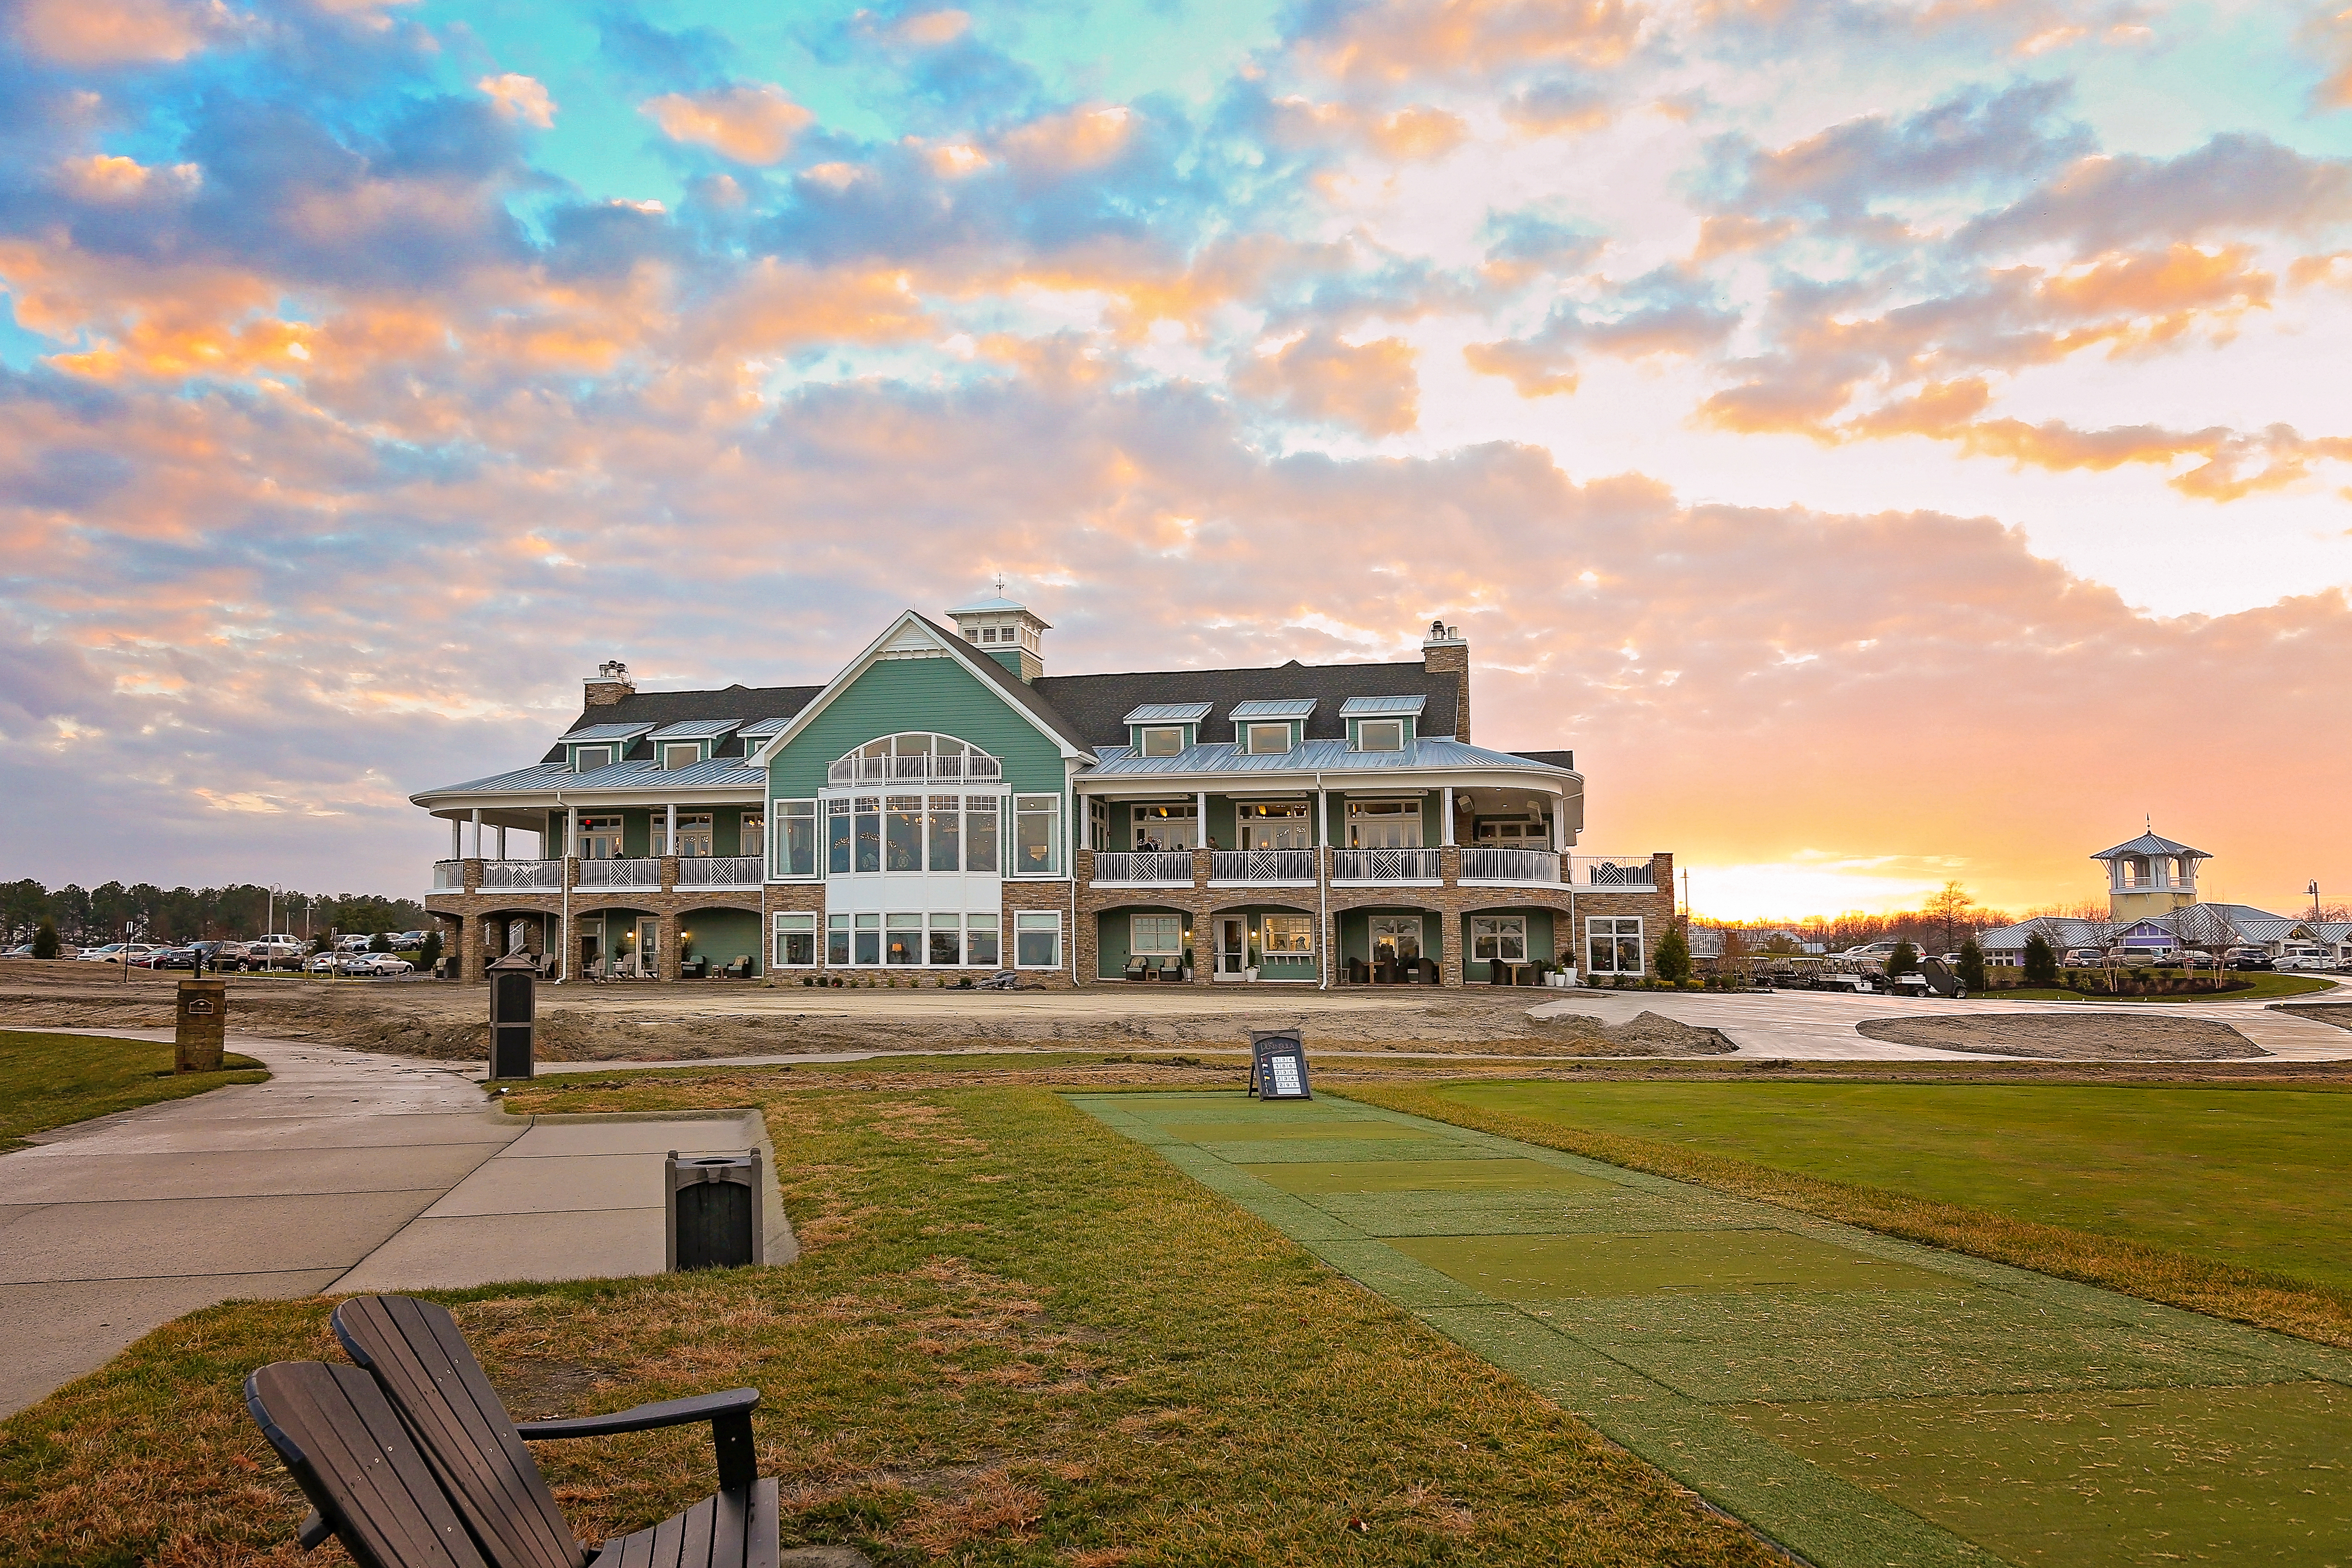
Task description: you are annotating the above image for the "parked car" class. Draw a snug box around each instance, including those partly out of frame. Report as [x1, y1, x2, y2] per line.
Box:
[138, 947, 205, 970]
[2062, 948, 2106, 967]
[76, 943, 127, 962]
[2229, 951, 2276, 971]
[348, 953, 414, 977]
[1, 943, 34, 958]
[2277, 952, 2331, 971]
[245, 936, 304, 967]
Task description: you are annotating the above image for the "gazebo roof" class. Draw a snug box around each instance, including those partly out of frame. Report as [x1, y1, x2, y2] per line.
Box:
[2091, 830, 2207, 862]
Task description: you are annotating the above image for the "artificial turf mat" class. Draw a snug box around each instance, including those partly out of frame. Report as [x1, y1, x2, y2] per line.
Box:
[1070, 1089, 2352, 1568]
[1389, 1229, 1956, 1299]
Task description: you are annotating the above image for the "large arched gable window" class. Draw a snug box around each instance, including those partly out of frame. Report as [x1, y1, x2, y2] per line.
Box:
[827, 732, 1003, 785]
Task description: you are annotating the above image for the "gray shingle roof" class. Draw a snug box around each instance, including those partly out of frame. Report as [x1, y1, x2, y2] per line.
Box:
[541, 684, 821, 763]
[1032, 658, 1459, 746]
[646, 718, 742, 741]
[1084, 738, 1574, 780]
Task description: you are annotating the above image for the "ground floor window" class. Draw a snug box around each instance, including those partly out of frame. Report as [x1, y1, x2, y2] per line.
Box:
[1369, 915, 1422, 962]
[1131, 913, 1184, 956]
[885, 912, 923, 964]
[1473, 916, 1528, 963]
[820, 910, 1004, 967]
[772, 913, 816, 967]
[1261, 913, 1315, 955]
[928, 914, 962, 966]
[968, 914, 1000, 968]
[1588, 916, 1643, 974]
[1016, 911, 1061, 968]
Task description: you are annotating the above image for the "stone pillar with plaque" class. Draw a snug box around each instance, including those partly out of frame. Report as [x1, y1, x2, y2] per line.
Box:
[175, 978, 227, 1073]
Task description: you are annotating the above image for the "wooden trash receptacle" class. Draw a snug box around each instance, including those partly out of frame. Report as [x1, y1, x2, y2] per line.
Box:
[176, 977, 227, 1073]
[666, 1150, 764, 1271]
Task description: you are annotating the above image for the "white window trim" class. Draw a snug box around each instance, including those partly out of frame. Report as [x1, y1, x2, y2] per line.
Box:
[663, 742, 702, 770]
[1130, 912, 1185, 957]
[1355, 719, 1405, 753]
[1585, 916, 1645, 974]
[1244, 722, 1293, 755]
[1137, 725, 1185, 757]
[1011, 793, 1063, 878]
[1015, 910, 1063, 968]
[771, 911, 818, 967]
[573, 746, 613, 772]
[1472, 915, 1529, 964]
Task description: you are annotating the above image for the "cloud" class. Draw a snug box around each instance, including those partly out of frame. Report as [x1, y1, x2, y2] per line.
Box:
[477, 73, 556, 129]
[1290, 0, 1647, 82]
[1232, 330, 1421, 434]
[10, 0, 225, 64]
[642, 83, 815, 164]
[1502, 78, 1612, 135]
[1962, 134, 2352, 253]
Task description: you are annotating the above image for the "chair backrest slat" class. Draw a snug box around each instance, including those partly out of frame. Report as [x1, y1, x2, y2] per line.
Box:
[334, 1294, 587, 1568]
[246, 1362, 491, 1568]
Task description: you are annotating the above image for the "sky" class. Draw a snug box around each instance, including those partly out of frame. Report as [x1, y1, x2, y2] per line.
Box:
[1, 0, 2348, 922]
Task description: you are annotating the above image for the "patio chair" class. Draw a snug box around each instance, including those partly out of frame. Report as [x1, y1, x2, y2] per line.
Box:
[722, 957, 751, 980]
[1347, 957, 1369, 984]
[1124, 959, 1149, 981]
[1487, 962, 1512, 985]
[248, 1292, 777, 1568]
[1157, 960, 1184, 981]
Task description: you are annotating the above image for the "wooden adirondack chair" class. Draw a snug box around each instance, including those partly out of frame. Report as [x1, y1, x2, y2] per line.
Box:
[246, 1294, 778, 1568]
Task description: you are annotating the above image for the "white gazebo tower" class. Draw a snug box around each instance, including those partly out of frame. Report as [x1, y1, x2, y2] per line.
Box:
[2092, 825, 2208, 922]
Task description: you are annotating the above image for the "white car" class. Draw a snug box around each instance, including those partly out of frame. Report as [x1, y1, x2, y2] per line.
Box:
[77, 943, 163, 963]
[348, 954, 413, 977]
[2276, 953, 2331, 971]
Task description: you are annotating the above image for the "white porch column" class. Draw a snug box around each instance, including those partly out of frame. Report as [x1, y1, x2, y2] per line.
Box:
[451, 818, 462, 859]
[1079, 794, 1091, 851]
[1197, 790, 1209, 848]
[1441, 787, 1456, 846]
[567, 805, 579, 857]
[496, 826, 508, 859]
[665, 802, 677, 858]
[469, 807, 482, 858]
[1317, 789, 1329, 846]
[1550, 796, 1563, 851]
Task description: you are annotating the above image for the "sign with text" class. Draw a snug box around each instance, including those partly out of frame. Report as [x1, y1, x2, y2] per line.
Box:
[1248, 1029, 1312, 1100]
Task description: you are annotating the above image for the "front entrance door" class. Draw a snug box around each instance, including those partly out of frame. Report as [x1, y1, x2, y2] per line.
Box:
[1216, 916, 1246, 979]
[637, 917, 660, 977]
[577, 918, 602, 980]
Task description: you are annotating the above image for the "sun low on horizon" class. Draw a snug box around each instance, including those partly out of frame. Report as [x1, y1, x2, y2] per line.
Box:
[2, 0, 2348, 919]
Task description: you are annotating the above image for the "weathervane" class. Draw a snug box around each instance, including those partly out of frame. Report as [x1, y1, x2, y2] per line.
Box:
[993, 572, 1005, 595]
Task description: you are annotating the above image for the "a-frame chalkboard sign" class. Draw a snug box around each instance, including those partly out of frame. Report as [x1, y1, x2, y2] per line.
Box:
[1247, 1028, 1312, 1099]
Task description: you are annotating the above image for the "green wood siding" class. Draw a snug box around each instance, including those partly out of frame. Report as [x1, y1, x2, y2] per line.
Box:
[1462, 907, 1554, 981]
[1095, 907, 1190, 978]
[679, 909, 761, 973]
[767, 655, 1069, 803]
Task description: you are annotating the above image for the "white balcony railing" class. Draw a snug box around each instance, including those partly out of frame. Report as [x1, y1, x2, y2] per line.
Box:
[1462, 846, 1562, 884]
[676, 854, 762, 889]
[1211, 848, 1317, 884]
[1331, 847, 1442, 883]
[1569, 854, 1656, 890]
[576, 856, 662, 891]
[432, 859, 464, 891]
[480, 858, 563, 892]
[825, 753, 1005, 786]
[1092, 850, 1197, 885]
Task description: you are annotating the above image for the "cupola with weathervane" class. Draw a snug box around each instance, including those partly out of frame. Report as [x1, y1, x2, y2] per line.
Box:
[948, 584, 1051, 683]
[2092, 824, 2207, 922]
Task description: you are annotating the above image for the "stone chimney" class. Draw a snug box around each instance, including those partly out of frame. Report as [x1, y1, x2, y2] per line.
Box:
[584, 659, 635, 708]
[1421, 620, 1469, 742]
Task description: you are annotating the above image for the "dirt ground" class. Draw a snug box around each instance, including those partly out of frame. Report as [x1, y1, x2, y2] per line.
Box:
[1856, 1013, 2263, 1060]
[0, 961, 1730, 1061]
[2281, 1004, 2352, 1034]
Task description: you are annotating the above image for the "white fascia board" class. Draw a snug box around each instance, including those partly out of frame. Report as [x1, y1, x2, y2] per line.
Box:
[1076, 766, 1583, 795]
[416, 784, 764, 813]
[747, 609, 1095, 769]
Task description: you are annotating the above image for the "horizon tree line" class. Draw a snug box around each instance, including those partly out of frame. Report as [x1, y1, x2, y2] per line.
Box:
[2, 879, 428, 947]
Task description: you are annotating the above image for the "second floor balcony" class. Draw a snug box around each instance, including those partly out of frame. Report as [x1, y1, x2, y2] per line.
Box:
[1331, 847, 1443, 884]
[1092, 850, 1197, 886]
[1211, 848, 1317, 885]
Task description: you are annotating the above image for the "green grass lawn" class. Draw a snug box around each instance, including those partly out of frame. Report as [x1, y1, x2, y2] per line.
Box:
[1416, 1080, 2352, 1294]
[1977, 971, 2334, 1001]
[0, 1029, 265, 1150]
[0, 1077, 1779, 1568]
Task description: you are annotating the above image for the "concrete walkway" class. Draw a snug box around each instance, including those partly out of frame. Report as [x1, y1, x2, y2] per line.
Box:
[0, 1032, 789, 1419]
[1531, 980, 2352, 1062]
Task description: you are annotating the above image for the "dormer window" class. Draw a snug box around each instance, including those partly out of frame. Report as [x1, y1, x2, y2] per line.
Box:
[1139, 726, 1183, 758]
[1245, 722, 1293, 755]
[574, 747, 613, 772]
[1356, 719, 1405, 752]
[663, 743, 701, 770]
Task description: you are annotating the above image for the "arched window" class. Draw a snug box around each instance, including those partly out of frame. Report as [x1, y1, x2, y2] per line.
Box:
[827, 733, 1003, 785]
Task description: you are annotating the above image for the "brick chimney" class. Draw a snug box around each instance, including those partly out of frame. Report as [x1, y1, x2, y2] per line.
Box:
[584, 659, 635, 708]
[1421, 621, 1469, 742]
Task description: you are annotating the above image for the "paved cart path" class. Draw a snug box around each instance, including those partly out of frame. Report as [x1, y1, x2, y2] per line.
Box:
[1071, 1090, 2352, 1568]
[0, 1031, 789, 1419]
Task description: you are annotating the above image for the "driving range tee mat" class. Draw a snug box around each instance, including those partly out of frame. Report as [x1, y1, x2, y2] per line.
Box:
[1068, 1091, 2352, 1568]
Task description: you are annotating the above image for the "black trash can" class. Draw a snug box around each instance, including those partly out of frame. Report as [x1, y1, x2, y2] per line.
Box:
[666, 1150, 764, 1271]
[487, 952, 537, 1080]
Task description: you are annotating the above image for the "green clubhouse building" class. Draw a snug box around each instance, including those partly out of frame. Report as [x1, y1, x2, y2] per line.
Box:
[413, 597, 1672, 987]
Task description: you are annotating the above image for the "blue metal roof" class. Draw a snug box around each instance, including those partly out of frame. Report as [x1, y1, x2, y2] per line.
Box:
[1122, 702, 1214, 724]
[646, 718, 741, 741]
[413, 757, 762, 800]
[1082, 738, 1575, 779]
[1338, 695, 1427, 716]
[560, 721, 657, 744]
[1229, 698, 1317, 720]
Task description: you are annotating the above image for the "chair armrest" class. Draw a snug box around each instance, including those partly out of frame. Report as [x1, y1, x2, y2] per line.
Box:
[297, 1510, 334, 1551]
[515, 1385, 758, 1440]
[518, 1387, 761, 1495]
